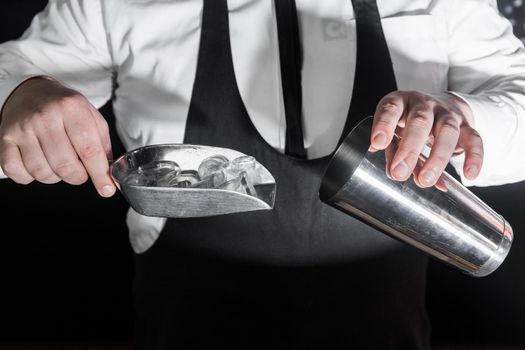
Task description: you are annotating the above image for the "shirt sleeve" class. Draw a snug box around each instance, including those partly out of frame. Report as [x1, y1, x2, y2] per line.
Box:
[0, 0, 114, 111]
[0, 0, 114, 179]
[446, 0, 525, 187]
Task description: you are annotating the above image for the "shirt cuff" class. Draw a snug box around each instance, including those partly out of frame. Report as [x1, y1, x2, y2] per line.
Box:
[447, 91, 520, 187]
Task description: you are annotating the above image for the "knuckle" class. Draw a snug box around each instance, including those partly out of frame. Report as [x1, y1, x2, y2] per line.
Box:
[9, 173, 34, 185]
[410, 90, 425, 99]
[430, 154, 451, 166]
[0, 133, 14, 144]
[78, 143, 103, 160]
[27, 108, 48, 120]
[439, 119, 460, 135]
[55, 93, 87, 111]
[15, 177, 34, 185]
[2, 161, 24, 178]
[99, 121, 110, 135]
[97, 115, 110, 130]
[407, 90, 428, 102]
[27, 163, 54, 181]
[422, 93, 437, 104]
[33, 112, 62, 132]
[76, 173, 89, 184]
[399, 146, 421, 160]
[410, 109, 432, 125]
[19, 118, 37, 133]
[374, 118, 394, 130]
[54, 161, 81, 179]
[41, 176, 61, 184]
[379, 100, 401, 114]
[19, 113, 57, 135]
[466, 127, 481, 139]
[32, 110, 50, 121]
[468, 147, 484, 160]
[64, 171, 88, 185]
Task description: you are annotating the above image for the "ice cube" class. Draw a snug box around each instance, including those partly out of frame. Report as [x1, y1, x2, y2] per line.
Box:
[230, 155, 256, 172]
[218, 171, 257, 197]
[123, 160, 181, 187]
[174, 180, 192, 188]
[228, 155, 272, 185]
[225, 156, 253, 180]
[122, 171, 143, 186]
[218, 173, 246, 194]
[197, 155, 229, 179]
[239, 171, 257, 197]
[123, 168, 164, 187]
[172, 170, 201, 187]
[155, 171, 182, 187]
[138, 160, 181, 174]
[191, 172, 224, 189]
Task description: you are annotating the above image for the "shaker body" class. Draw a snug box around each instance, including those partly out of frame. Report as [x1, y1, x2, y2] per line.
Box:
[319, 117, 513, 277]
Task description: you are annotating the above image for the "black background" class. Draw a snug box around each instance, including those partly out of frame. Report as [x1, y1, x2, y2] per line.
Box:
[0, 1, 524, 347]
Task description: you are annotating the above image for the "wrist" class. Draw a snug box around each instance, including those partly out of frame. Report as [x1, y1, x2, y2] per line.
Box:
[0, 75, 58, 122]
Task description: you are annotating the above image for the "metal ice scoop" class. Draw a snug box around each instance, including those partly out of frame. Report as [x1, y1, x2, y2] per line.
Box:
[110, 144, 276, 218]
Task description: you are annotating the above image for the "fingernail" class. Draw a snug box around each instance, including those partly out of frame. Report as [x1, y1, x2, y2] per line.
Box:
[466, 165, 478, 178]
[392, 161, 409, 180]
[101, 185, 115, 197]
[373, 132, 387, 148]
[421, 170, 436, 186]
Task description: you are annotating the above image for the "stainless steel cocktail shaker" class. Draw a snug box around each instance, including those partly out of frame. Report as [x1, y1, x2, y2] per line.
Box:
[319, 117, 513, 277]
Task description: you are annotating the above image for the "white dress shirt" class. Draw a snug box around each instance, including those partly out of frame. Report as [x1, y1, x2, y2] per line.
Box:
[1, 0, 525, 253]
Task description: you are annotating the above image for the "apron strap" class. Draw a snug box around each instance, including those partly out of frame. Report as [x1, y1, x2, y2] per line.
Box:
[339, 0, 398, 144]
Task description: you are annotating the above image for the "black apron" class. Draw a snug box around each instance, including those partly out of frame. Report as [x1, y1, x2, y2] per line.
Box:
[133, 1, 431, 349]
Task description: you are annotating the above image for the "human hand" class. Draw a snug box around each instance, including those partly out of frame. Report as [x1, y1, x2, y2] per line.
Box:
[0, 77, 116, 197]
[369, 91, 483, 188]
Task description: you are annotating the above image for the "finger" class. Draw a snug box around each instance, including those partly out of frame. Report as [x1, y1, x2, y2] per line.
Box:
[372, 92, 407, 150]
[417, 114, 460, 187]
[412, 158, 424, 188]
[390, 103, 434, 181]
[90, 107, 113, 160]
[35, 115, 88, 185]
[18, 134, 61, 184]
[434, 176, 449, 193]
[413, 157, 448, 191]
[384, 138, 398, 180]
[64, 114, 116, 197]
[0, 139, 34, 184]
[457, 125, 483, 180]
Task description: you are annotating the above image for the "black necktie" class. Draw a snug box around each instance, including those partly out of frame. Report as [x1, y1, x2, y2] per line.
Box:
[274, 0, 307, 158]
[339, 0, 398, 144]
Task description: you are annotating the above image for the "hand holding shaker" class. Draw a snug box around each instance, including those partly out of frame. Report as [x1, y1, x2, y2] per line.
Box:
[319, 116, 513, 277]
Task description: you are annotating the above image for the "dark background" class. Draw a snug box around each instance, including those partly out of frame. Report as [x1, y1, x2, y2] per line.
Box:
[0, 1, 524, 347]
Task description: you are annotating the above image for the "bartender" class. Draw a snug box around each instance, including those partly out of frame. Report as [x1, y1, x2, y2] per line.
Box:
[1, 0, 524, 348]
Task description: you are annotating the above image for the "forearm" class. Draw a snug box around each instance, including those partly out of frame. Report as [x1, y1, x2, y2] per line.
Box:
[0, 0, 114, 114]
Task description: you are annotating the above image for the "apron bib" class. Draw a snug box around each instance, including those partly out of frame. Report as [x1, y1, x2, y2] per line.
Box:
[133, 1, 431, 348]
